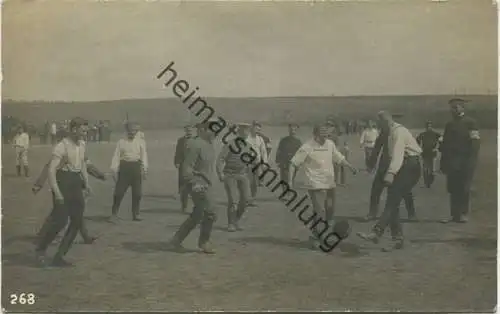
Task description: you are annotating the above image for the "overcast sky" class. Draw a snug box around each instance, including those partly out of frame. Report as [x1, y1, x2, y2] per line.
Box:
[2, 0, 497, 101]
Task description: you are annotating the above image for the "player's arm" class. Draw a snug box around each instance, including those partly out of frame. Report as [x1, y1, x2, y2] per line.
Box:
[48, 144, 64, 201]
[216, 144, 229, 181]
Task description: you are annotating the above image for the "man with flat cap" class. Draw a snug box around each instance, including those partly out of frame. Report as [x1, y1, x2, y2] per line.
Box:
[217, 123, 252, 232]
[167, 120, 217, 254]
[417, 121, 441, 188]
[439, 98, 480, 223]
[275, 123, 302, 184]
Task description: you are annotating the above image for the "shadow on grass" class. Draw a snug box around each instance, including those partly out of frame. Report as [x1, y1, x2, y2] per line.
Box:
[84, 215, 111, 223]
[143, 193, 177, 201]
[335, 215, 446, 224]
[411, 237, 496, 250]
[140, 207, 185, 215]
[2, 252, 43, 268]
[121, 241, 199, 254]
[2, 235, 38, 247]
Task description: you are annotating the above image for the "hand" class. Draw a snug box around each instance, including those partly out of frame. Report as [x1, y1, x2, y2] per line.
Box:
[54, 192, 64, 204]
[366, 167, 374, 174]
[218, 174, 225, 182]
[83, 186, 92, 197]
[349, 166, 358, 175]
[383, 173, 395, 185]
[32, 185, 42, 195]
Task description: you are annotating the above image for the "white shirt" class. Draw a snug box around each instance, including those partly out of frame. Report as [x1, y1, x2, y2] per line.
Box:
[13, 133, 30, 150]
[111, 137, 148, 173]
[387, 123, 422, 175]
[53, 138, 86, 172]
[360, 128, 379, 148]
[246, 134, 268, 163]
[291, 138, 345, 189]
[51, 123, 57, 135]
[136, 131, 145, 140]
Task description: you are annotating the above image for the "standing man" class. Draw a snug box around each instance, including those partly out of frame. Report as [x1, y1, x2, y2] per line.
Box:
[439, 98, 480, 224]
[13, 125, 30, 177]
[357, 111, 421, 252]
[325, 119, 349, 186]
[289, 124, 357, 248]
[416, 121, 441, 188]
[174, 125, 194, 213]
[50, 121, 58, 145]
[217, 123, 251, 232]
[360, 120, 379, 168]
[166, 121, 217, 254]
[110, 122, 148, 222]
[246, 121, 268, 206]
[34, 117, 91, 267]
[363, 118, 418, 221]
[275, 123, 302, 183]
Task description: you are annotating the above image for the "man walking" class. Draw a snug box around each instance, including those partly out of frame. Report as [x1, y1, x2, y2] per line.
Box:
[289, 124, 357, 249]
[246, 121, 268, 205]
[174, 125, 194, 213]
[217, 123, 251, 232]
[275, 123, 302, 183]
[360, 120, 379, 168]
[34, 117, 91, 267]
[417, 121, 441, 188]
[439, 98, 480, 224]
[110, 122, 148, 222]
[357, 112, 421, 251]
[166, 121, 217, 254]
[13, 125, 30, 177]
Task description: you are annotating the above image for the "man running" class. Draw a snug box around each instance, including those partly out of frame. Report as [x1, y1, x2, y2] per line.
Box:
[416, 121, 441, 188]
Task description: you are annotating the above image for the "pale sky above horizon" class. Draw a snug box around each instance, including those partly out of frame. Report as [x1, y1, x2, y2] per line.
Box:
[2, 0, 498, 101]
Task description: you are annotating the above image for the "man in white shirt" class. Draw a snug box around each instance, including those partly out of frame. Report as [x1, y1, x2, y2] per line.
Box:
[246, 121, 268, 206]
[357, 111, 422, 252]
[289, 124, 357, 248]
[50, 122, 58, 145]
[360, 120, 379, 168]
[110, 122, 148, 222]
[13, 125, 30, 177]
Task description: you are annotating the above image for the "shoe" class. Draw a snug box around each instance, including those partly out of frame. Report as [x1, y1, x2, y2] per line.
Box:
[356, 232, 379, 244]
[132, 216, 143, 222]
[362, 214, 376, 222]
[381, 238, 404, 252]
[198, 243, 216, 254]
[108, 215, 120, 224]
[235, 223, 244, 231]
[407, 215, 419, 222]
[247, 202, 257, 208]
[458, 215, 469, 223]
[51, 257, 74, 268]
[227, 224, 237, 232]
[440, 217, 459, 224]
[83, 236, 97, 244]
[164, 239, 185, 252]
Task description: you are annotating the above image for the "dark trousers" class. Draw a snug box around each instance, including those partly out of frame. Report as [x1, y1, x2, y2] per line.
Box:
[364, 147, 374, 168]
[37, 192, 91, 241]
[368, 168, 416, 218]
[279, 163, 297, 184]
[178, 169, 189, 210]
[223, 173, 250, 225]
[446, 166, 473, 219]
[112, 161, 142, 218]
[373, 157, 421, 238]
[248, 170, 259, 199]
[36, 171, 85, 259]
[334, 164, 346, 185]
[422, 153, 436, 187]
[172, 184, 216, 246]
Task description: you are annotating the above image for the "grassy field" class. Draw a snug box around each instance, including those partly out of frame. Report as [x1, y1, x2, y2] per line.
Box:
[1, 126, 497, 312]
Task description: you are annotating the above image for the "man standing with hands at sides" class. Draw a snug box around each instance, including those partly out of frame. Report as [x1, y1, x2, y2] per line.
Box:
[166, 121, 217, 254]
[217, 123, 252, 232]
[34, 117, 91, 267]
[275, 123, 302, 183]
[357, 111, 422, 252]
[109, 122, 148, 223]
[439, 98, 480, 224]
[13, 125, 30, 177]
[360, 120, 379, 169]
[246, 121, 268, 206]
[416, 121, 441, 188]
[174, 125, 194, 213]
[289, 124, 357, 249]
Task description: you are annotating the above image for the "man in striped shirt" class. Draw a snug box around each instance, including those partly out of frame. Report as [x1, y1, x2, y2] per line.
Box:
[357, 111, 422, 252]
[217, 123, 252, 232]
[13, 125, 30, 177]
[109, 122, 148, 223]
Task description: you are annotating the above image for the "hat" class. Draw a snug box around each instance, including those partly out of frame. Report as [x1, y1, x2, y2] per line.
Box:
[448, 98, 469, 106]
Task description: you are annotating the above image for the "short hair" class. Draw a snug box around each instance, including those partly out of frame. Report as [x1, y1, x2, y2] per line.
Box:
[448, 98, 468, 106]
[288, 123, 299, 128]
[125, 122, 139, 131]
[69, 117, 88, 130]
[252, 120, 262, 127]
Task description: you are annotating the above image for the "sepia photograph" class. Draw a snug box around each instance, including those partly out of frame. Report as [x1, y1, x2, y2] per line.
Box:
[1, 0, 497, 312]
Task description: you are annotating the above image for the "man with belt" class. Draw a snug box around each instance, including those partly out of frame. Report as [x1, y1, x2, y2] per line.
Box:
[360, 120, 379, 169]
[166, 120, 217, 254]
[416, 121, 441, 188]
[275, 123, 302, 184]
[217, 123, 251, 232]
[174, 125, 194, 213]
[289, 124, 357, 249]
[246, 121, 268, 206]
[34, 117, 91, 267]
[109, 122, 148, 223]
[13, 125, 30, 177]
[439, 98, 480, 224]
[357, 111, 422, 251]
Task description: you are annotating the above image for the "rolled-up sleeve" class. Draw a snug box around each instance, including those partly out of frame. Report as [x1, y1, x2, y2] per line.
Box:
[290, 144, 310, 167]
[140, 140, 149, 172]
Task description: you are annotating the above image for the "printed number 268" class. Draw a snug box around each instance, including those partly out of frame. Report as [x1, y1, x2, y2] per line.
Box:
[10, 293, 36, 305]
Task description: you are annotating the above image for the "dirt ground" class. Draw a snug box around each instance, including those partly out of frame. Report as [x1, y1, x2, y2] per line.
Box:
[1, 127, 496, 312]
